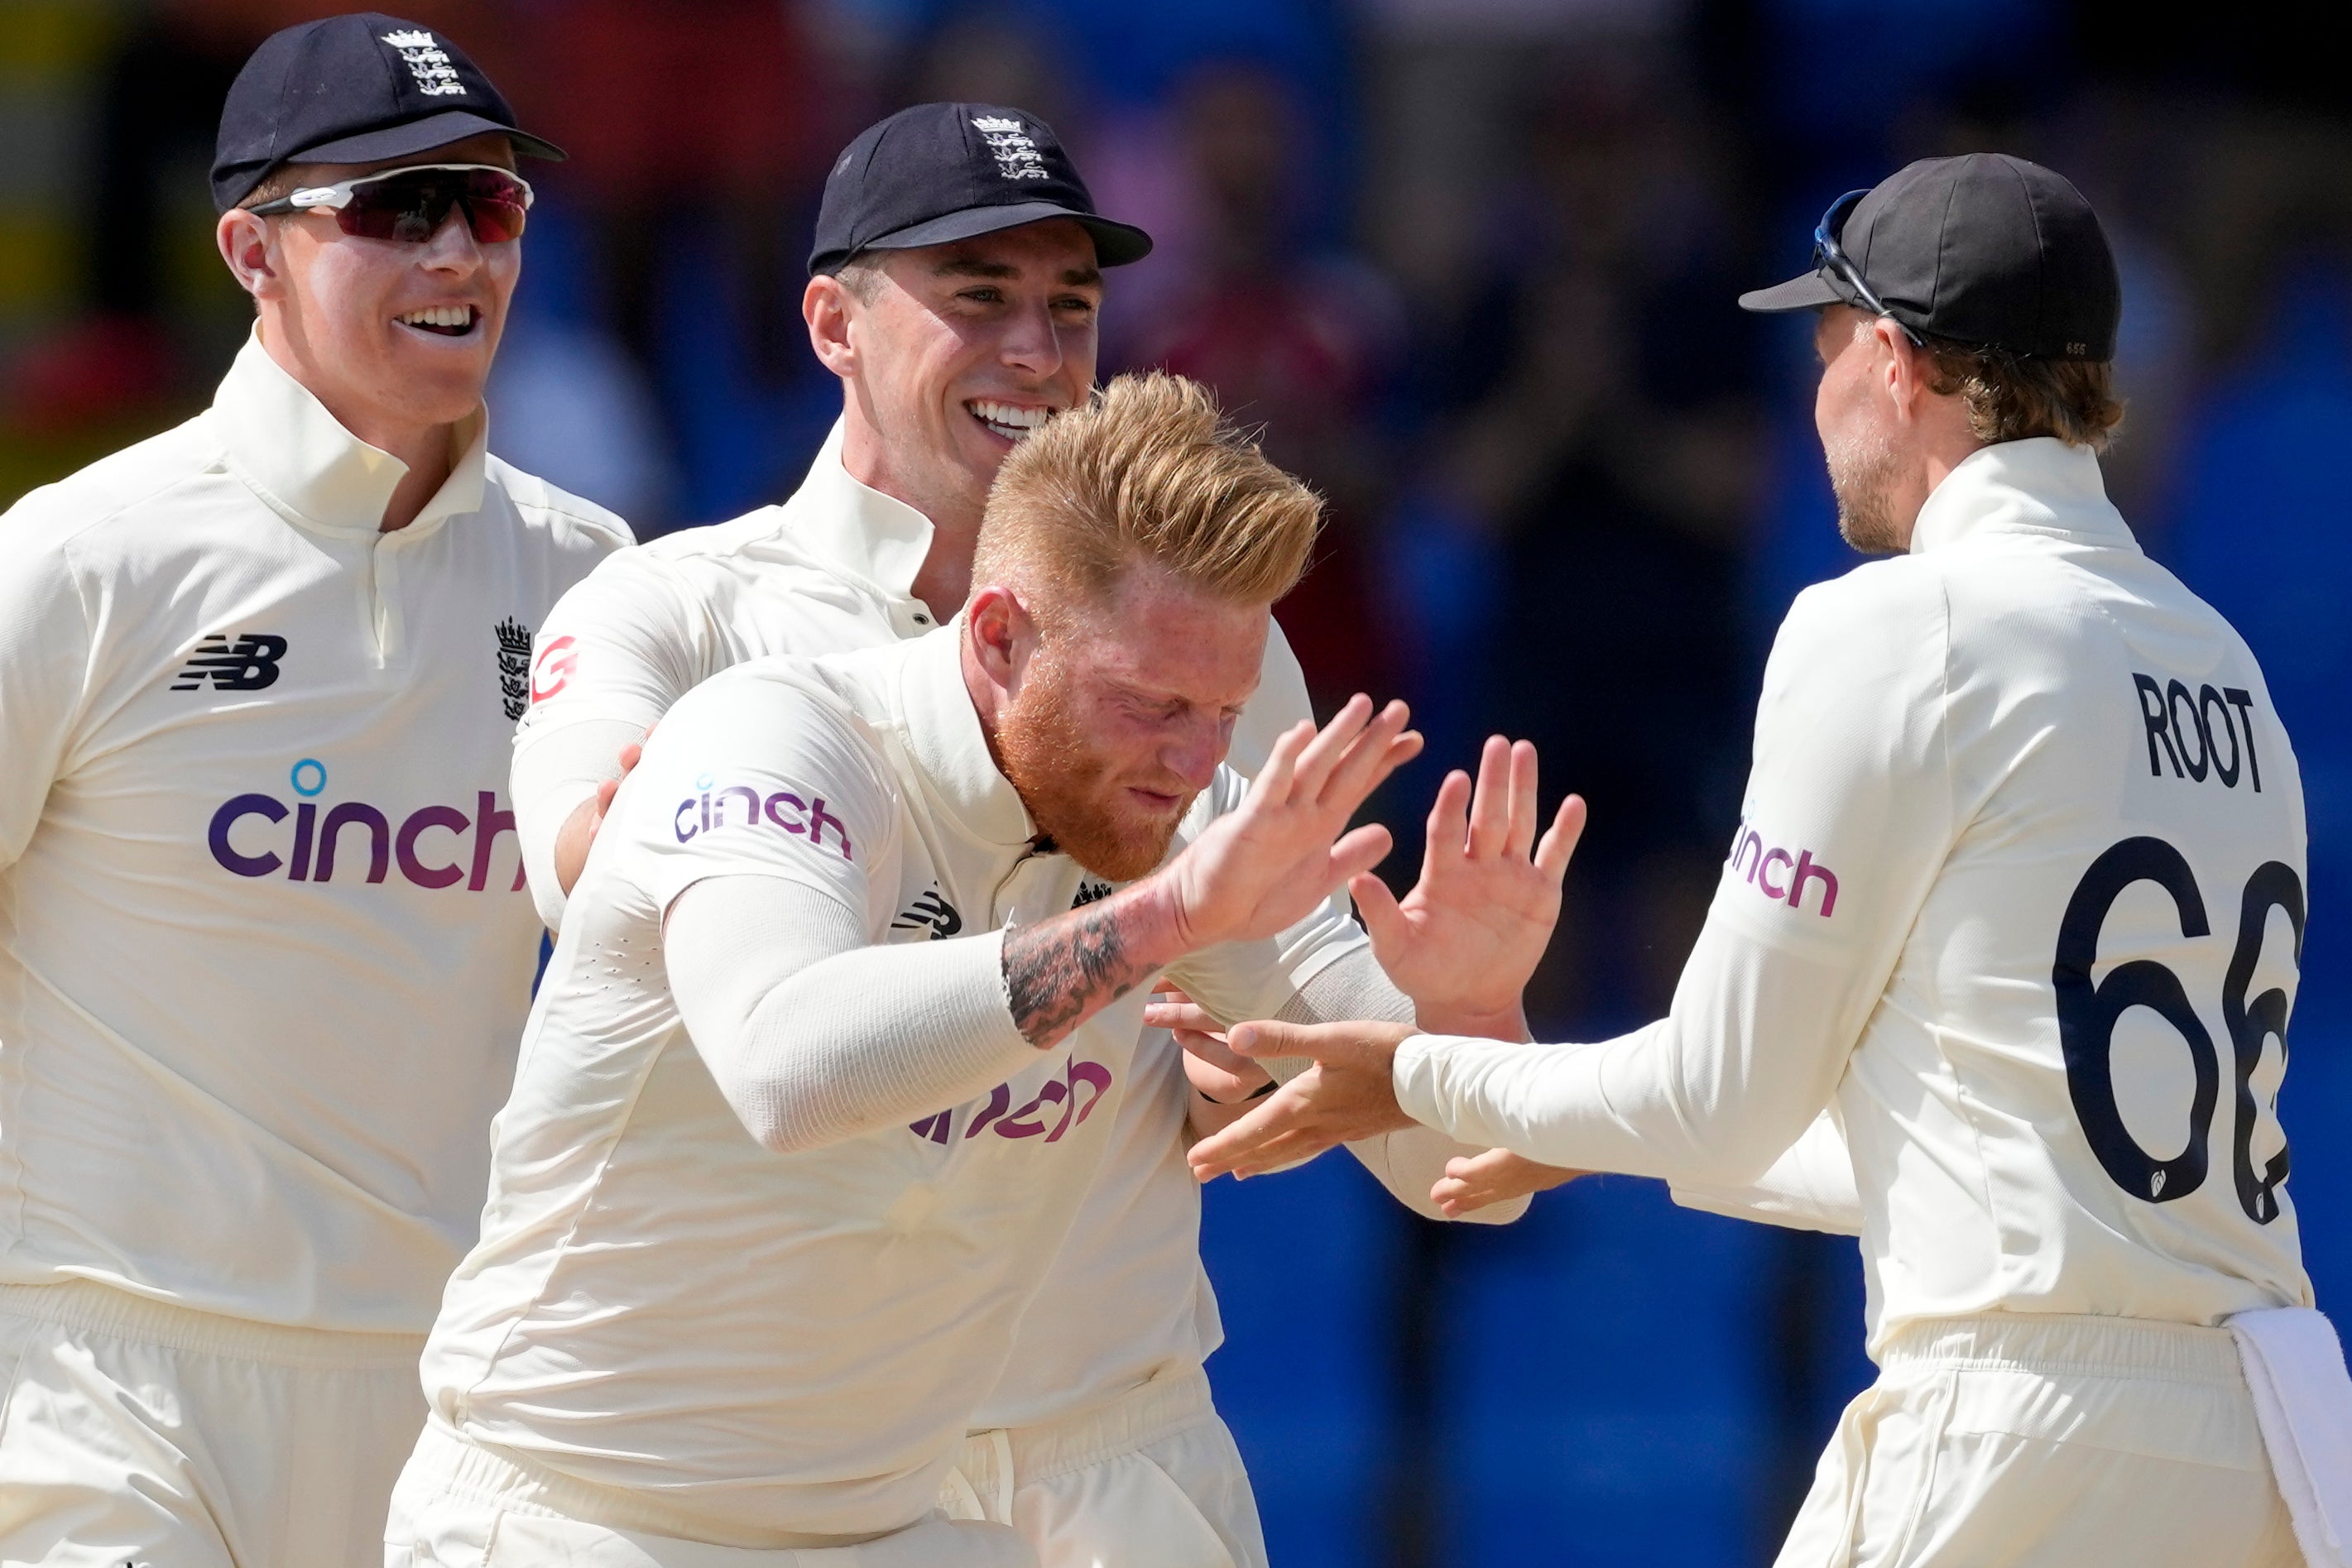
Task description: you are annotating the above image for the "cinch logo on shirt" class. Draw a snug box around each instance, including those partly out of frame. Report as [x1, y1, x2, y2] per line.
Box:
[1726, 818, 1839, 917]
[674, 777, 852, 861]
[208, 759, 523, 890]
[909, 1053, 1113, 1146]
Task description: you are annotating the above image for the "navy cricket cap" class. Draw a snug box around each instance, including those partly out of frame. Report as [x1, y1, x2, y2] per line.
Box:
[808, 103, 1153, 276]
[211, 12, 564, 213]
[1741, 153, 2121, 361]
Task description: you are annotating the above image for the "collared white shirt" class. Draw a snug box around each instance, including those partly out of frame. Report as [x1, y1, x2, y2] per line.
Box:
[427, 628, 1361, 1539]
[510, 421, 938, 927]
[506, 421, 1322, 1430]
[0, 333, 628, 1332]
[1396, 439, 2313, 1353]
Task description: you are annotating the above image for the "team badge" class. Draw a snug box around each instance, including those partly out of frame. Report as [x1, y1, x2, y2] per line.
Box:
[381, 29, 468, 97]
[972, 116, 1050, 181]
[494, 618, 531, 720]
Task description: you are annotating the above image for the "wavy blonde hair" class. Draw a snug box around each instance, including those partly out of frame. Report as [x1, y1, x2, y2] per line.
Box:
[975, 371, 1322, 615]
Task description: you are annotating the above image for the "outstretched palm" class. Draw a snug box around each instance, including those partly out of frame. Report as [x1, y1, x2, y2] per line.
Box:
[1356, 736, 1584, 1025]
[1169, 694, 1423, 949]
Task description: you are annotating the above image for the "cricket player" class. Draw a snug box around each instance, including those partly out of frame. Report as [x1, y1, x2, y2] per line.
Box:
[389, 373, 1574, 1564]
[510, 103, 1566, 1566]
[1193, 154, 2348, 1566]
[0, 15, 627, 1564]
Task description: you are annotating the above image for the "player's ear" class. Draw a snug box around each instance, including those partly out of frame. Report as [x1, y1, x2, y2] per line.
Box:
[804, 275, 856, 378]
[218, 209, 282, 302]
[965, 584, 1029, 690]
[1880, 317, 1929, 419]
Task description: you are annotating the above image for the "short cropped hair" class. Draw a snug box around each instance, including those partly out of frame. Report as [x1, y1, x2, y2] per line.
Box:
[977, 371, 1321, 616]
[238, 166, 303, 209]
[1922, 338, 2125, 451]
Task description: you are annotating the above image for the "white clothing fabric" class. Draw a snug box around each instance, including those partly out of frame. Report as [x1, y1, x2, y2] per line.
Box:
[387, 1419, 1035, 1566]
[666, 877, 1034, 1154]
[1774, 1312, 2298, 1567]
[510, 420, 938, 932]
[1673, 1110, 1864, 1235]
[0, 330, 627, 1334]
[504, 422, 1423, 1448]
[0, 1279, 429, 1567]
[939, 1367, 1267, 1568]
[2230, 1305, 2352, 1566]
[1395, 439, 2313, 1353]
[422, 627, 1366, 1540]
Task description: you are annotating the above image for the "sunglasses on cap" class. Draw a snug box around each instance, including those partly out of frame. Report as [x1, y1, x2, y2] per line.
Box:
[1813, 189, 1924, 347]
[248, 164, 533, 245]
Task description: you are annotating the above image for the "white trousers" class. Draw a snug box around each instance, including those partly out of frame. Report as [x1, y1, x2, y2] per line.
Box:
[386, 1417, 1034, 1567]
[1776, 1312, 2303, 1568]
[939, 1366, 1268, 1568]
[0, 1278, 429, 1568]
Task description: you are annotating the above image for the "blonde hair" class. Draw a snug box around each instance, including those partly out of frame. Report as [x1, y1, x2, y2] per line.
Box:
[975, 371, 1322, 616]
[1922, 340, 2126, 452]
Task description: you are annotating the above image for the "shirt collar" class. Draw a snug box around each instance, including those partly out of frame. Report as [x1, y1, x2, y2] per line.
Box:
[1909, 436, 2137, 556]
[209, 328, 487, 539]
[776, 418, 937, 602]
[895, 616, 1037, 850]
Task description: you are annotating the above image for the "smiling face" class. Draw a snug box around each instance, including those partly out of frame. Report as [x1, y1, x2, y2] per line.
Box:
[218, 132, 521, 448]
[989, 564, 1269, 881]
[829, 218, 1103, 533]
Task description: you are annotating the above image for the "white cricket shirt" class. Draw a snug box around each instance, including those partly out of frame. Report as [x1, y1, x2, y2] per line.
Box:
[1395, 439, 2314, 1352]
[0, 333, 628, 1332]
[426, 627, 1362, 1539]
[508, 423, 1321, 1430]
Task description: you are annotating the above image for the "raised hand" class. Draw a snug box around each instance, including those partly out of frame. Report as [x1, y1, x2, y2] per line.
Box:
[1002, 697, 1419, 1053]
[1354, 736, 1583, 1033]
[1165, 695, 1423, 950]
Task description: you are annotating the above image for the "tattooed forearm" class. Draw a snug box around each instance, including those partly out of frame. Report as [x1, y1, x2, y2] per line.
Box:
[1002, 885, 1182, 1048]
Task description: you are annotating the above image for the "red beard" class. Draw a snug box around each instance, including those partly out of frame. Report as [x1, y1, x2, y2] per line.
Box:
[992, 645, 1198, 882]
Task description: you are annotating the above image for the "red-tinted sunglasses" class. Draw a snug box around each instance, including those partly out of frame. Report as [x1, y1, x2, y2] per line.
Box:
[249, 163, 533, 245]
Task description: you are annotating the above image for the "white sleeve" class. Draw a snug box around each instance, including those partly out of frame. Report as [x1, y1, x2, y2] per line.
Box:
[512, 716, 648, 930]
[1668, 1109, 1864, 1235]
[665, 876, 1034, 1154]
[1392, 566, 1957, 1188]
[0, 527, 89, 868]
[511, 552, 713, 929]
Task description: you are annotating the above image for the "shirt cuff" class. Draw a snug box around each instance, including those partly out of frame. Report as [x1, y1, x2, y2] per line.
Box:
[1392, 1032, 1457, 1135]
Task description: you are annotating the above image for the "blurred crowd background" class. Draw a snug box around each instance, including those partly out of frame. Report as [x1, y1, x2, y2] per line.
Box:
[2, 1, 2348, 1562]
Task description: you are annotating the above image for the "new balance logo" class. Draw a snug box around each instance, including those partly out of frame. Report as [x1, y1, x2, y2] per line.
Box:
[891, 887, 962, 939]
[172, 632, 287, 692]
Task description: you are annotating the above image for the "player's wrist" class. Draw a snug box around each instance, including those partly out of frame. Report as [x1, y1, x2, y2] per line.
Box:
[1142, 862, 1222, 955]
[1413, 998, 1529, 1043]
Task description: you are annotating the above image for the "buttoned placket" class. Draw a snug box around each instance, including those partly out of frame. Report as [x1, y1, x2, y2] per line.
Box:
[990, 837, 1067, 931]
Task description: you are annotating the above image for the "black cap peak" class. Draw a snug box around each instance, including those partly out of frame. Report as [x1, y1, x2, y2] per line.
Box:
[1742, 153, 2120, 362]
[809, 102, 1152, 277]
